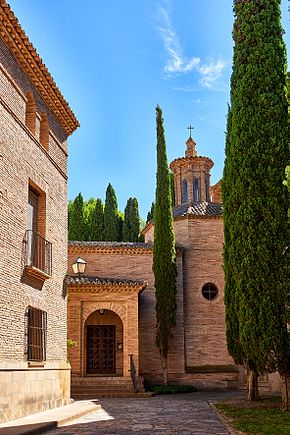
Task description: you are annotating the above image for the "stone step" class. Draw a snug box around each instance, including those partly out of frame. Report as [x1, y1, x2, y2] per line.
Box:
[73, 380, 133, 385]
[72, 377, 132, 385]
[72, 391, 153, 399]
[72, 385, 135, 392]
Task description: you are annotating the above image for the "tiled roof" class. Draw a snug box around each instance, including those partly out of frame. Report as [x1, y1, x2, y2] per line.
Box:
[66, 275, 147, 287]
[0, 1, 79, 135]
[173, 202, 222, 218]
[68, 241, 152, 250]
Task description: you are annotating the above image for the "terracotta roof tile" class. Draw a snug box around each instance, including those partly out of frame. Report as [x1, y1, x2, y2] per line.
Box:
[66, 275, 147, 287]
[173, 202, 222, 218]
[0, 1, 79, 135]
[68, 241, 152, 250]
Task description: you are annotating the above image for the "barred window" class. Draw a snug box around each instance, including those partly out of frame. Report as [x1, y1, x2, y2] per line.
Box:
[27, 307, 47, 361]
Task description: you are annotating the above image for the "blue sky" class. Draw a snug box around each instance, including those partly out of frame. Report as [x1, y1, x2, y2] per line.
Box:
[9, 0, 290, 219]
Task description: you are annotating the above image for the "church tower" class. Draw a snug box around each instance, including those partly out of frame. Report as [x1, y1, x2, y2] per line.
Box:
[169, 133, 214, 205]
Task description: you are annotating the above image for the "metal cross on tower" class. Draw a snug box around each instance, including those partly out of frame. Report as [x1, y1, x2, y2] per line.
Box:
[187, 124, 194, 138]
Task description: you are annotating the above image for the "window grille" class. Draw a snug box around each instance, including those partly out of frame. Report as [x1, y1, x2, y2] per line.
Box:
[27, 307, 47, 361]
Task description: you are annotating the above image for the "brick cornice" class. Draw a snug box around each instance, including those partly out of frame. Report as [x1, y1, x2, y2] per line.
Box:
[0, 1, 79, 136]
[68, 243, 153, 255]
[174, 214, 222, 221]
[68, 283, 146, 294]
[170, 155, 214, 171]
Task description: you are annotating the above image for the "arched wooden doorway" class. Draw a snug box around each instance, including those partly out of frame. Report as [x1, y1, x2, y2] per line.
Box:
[85, 309, 123, 376]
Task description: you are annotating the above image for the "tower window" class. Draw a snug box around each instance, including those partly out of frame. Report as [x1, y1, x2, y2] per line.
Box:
[202, 283, 218, 301]
[194, 178, 199, 201]
[204, 177, 210, 202]
[183, 180, 188, 203]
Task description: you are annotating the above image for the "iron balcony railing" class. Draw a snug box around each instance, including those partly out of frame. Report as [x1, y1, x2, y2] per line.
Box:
[24, 230, 52, 276]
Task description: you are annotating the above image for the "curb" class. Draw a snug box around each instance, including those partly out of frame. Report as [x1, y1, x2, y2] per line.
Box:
[208, 401, 238, 435]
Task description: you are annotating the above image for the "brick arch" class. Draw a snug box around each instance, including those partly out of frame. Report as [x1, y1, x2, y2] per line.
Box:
[82, 302, 127, 326]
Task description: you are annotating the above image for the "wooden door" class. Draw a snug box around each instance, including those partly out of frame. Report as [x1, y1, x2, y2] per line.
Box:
[86, 325, 116, 374]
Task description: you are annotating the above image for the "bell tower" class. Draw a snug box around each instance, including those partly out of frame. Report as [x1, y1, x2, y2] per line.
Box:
[169, 132, 214, 206]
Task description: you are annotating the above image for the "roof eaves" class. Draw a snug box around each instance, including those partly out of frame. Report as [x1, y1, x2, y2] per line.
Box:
[0, 1, 79, 135]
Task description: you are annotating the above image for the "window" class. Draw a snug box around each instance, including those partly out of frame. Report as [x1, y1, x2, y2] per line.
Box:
[183, 180, 188, 203]
[194, 178, 199, 201]
[24, 184, 51, 278]
[27, 307, 47, 361]
[202, 283, 218, 301]
[204, 177, 210, 202]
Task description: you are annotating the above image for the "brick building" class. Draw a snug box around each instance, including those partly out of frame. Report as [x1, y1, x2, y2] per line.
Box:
[0, 1, 78, 422]
[67, 136, 243, 397]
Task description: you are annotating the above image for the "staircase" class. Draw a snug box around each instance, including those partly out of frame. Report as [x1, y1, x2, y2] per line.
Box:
[71, 376, 152, 399]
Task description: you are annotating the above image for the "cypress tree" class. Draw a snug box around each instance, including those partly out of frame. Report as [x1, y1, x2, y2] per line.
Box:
[83, 197, 96, 240]
[123, 198, 132, 241]
[104, 183, 119, 241]
[153, 105, 177, 384]
[123, 197, 140, 242]
[170, 172, 175, 206]
[117, 212, 124, 242]
[146, 201, 155, 223]
[91, 198, 104, 241]
[222, 0, 289, 406]
[68, 193, 85, 241]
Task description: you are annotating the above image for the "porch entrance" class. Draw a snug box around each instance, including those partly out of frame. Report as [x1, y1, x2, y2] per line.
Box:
[86, 325, 116, 374]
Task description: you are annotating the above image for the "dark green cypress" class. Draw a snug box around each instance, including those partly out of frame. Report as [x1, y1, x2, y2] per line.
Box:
[83, 197, 96, 241]
[123, 198, 132, 241]
[123, 197, 140, 242]
[146, 202, 155, 224]
[117, 212, 124, 242]
[170, 172, 175, 206]
[104, 183, 119, 241]
[153, 105, 177, 384]
[91, 198, 104, 241]
[68, 193, 85, 241]
[222, 0, 289, 405]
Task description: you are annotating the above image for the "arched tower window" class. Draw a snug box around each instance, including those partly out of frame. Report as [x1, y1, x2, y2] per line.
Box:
[25, 92, 36, 135]
[194, 178, 199, 201]
[204, 176, 210, 202]
[183, 180, 188, 203]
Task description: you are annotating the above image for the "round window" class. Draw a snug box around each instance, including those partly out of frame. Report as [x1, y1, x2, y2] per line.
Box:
[202, 283, 218, 301]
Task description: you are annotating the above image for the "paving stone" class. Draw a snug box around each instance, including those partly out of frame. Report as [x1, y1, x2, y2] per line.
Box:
[44, 392, 239, 434]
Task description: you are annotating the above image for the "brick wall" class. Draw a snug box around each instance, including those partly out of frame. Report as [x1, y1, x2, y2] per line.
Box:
[0, 40, 71, 422]
[68, 246, 186, 384]
[182, 217, 233, 368]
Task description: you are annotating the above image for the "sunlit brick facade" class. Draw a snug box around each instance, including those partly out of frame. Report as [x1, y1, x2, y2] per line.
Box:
[0, 1, 78, 422]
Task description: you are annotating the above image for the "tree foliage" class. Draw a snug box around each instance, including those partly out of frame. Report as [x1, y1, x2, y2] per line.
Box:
[146, 202, 155, 224]
[103, 183, 120, 241]
[91, 198, 104, 241]
[222, 0, 289, 401]
[83, 197, 96, 240]
[123, 197, 140, 242]
[153, 105, 177, 384]
[68, 193, 85, 241]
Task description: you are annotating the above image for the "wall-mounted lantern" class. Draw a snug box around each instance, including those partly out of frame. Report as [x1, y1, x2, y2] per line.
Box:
[72, 257, 87, 276]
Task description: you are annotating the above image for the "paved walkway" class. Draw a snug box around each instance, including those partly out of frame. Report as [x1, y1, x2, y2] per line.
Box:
[45, 392, 238, 435]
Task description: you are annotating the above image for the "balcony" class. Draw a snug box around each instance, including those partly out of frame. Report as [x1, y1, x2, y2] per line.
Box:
[24, 230, 52, 280]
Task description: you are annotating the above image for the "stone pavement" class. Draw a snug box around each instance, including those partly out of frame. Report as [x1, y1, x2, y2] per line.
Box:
[45, 392, 239, 435]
